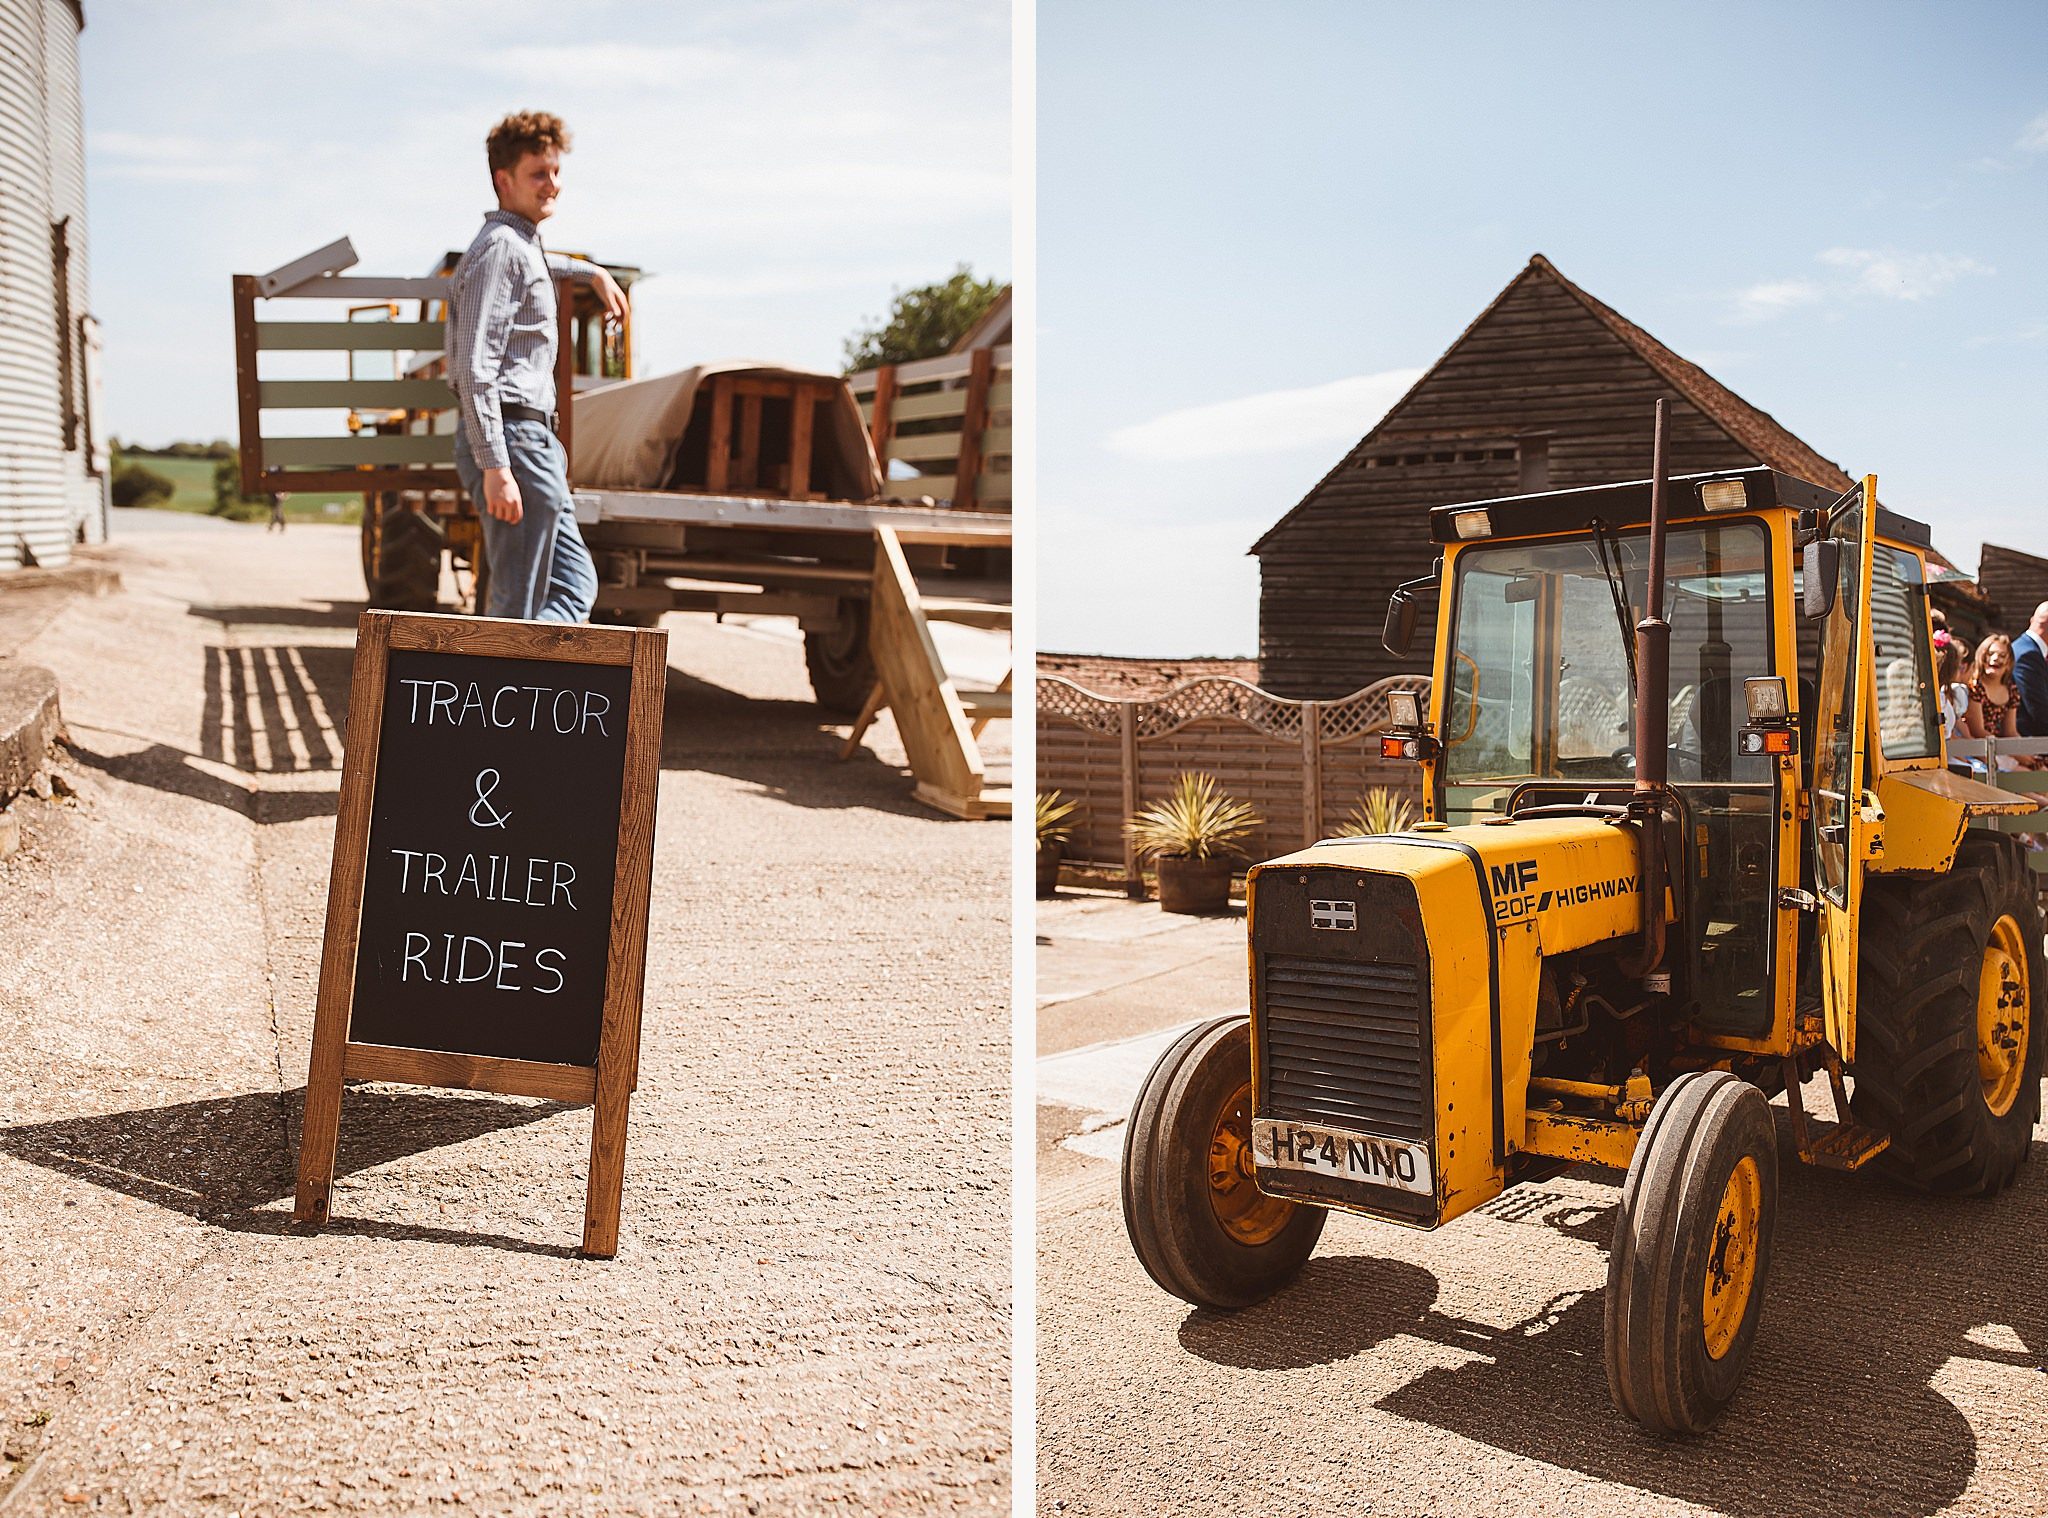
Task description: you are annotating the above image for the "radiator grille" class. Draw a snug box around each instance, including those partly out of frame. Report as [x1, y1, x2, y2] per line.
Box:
[1258, 954, 1431, 1141]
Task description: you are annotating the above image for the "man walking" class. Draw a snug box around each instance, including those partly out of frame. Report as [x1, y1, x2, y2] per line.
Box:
[2013, 601, 2048, 738]
[449, 111, 627, 622]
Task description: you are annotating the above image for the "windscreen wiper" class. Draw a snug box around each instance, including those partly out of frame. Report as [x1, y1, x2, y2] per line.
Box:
[1588, 518, 1639, 697]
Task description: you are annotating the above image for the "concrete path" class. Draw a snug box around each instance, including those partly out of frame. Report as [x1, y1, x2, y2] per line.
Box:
[1034, 892, 2048, 1517]
[0, 511, 1009, 1514]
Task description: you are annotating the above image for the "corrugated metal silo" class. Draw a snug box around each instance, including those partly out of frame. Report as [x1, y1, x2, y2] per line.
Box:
[0, 0, 102, 570]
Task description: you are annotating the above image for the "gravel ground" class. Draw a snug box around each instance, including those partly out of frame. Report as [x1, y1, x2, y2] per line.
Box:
[0, 512, 1010, 1514]
[1035, 900, 2048, 1517]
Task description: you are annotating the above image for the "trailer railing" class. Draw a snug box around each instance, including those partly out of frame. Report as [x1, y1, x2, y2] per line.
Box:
[233, 238, 574, 499]
[847, 344, 1012, 511]
[1944, 734, 2048, 889]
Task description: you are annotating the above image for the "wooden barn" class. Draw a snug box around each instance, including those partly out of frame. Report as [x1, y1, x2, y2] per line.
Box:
[1252, 254, 1874, 699]
[1975, 543, 2048, 633]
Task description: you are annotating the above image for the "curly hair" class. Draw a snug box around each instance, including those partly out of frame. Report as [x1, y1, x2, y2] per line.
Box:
[486, 111, 572, 178]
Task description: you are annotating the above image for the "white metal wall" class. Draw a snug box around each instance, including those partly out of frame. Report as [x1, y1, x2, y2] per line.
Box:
[45, 0, 102, 545]
[0, 0, 94, 569]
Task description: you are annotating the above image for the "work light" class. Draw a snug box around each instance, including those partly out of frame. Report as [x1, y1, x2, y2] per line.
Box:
[1699, 479, 1749, 513]
[1452, 509, 1493, 540]
[1388, 689, 1421, 729]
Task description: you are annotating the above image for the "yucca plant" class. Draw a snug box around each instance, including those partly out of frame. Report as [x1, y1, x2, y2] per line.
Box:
[1037, 790, 1078, 846]
[1126, 772, 1261, 861]
[1335, 786, 1416, 838]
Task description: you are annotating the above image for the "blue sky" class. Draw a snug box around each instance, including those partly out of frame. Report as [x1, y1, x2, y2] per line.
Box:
[1040, 1, 2048, 657]
[80, 1, 1008, 447]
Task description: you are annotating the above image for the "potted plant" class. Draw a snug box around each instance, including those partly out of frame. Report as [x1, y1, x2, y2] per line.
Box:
[1037, 790, 1078, 897]
[1334, 785, 1417, 837]
[1126, 772, 1261, 914]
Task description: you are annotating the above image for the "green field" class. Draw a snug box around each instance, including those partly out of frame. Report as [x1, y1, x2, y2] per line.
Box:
[116, 452, 364, 526]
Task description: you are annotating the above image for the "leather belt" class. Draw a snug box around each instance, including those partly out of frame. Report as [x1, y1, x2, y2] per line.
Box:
[503, 403, 559, 432]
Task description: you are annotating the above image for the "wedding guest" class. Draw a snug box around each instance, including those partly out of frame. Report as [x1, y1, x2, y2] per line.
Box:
[2012, 601, 2048, 738]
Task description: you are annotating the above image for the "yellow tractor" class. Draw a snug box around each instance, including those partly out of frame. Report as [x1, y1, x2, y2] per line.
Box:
[1122, 405, 2044, 1434]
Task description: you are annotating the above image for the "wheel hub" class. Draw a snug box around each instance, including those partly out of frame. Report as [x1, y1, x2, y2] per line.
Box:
[1702, 1155, 1761, 1360]
[1207, 1080, 1293, 1247]
[1977, 913, 2032, 1119]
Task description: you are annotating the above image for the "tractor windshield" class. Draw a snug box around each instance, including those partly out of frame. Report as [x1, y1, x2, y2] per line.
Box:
[1441, 520, 1773, 790]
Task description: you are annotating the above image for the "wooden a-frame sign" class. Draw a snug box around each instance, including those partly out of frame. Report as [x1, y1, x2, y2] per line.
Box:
[295, 611, 666, 1256]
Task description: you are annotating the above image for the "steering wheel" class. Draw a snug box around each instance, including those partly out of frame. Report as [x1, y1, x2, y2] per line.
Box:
[1609, 744, 1706, 776]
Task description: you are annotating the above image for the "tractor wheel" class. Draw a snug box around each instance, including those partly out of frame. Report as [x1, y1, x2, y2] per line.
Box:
[1852, 833, 2044, 1195]
[803, 599, 875, 715]
[368, 504, 443, 611]
[1122, 1016, 1325, 1310]
[1605, 1070, 1777, 1435]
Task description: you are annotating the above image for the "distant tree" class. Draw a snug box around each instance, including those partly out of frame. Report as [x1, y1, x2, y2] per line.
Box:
[111, 460, 174, 508]
[842, 267, 1003, 373]
[212, 458, 244, 514]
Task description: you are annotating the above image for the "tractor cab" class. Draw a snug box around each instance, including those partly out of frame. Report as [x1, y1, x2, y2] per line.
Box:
[1384, 465, 1997, 1060]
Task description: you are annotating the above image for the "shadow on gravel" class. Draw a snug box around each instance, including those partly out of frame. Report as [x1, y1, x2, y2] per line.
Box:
[0, 1086, 574, 1258]
[187, 601, 367, 630]
[1179, 1136, 2048, 1517]
[199, 644, 353, 774]
[656, 666, 959, 818]
[68, 742, 339, 823]
[62, 637, 356, 820]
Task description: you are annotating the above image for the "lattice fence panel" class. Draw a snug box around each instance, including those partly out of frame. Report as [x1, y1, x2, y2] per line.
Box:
[1036, 674, 1434, 872]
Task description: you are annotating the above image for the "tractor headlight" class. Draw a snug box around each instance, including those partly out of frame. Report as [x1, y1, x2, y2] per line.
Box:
[1452, 509, 1493, 540]
[1388, 689, 1421, 729]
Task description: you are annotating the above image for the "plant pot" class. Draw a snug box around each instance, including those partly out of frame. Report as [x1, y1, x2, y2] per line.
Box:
[1155, 854, 1233, 915]
[1036, 841, 1063, 898]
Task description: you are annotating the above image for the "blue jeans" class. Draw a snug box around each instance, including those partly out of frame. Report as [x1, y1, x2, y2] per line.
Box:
[455, 419, 597, 623]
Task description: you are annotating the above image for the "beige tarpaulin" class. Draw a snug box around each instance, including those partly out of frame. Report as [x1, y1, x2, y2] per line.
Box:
[568, 360, 883, 500]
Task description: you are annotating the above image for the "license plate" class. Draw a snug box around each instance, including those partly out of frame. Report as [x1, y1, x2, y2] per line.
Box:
[1252, 1118, 1434, 1196]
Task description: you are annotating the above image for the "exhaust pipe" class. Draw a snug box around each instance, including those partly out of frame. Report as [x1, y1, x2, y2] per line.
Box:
[1620, 400, 1671, 980]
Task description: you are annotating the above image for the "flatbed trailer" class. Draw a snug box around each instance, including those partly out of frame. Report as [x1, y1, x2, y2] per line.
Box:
[231, 240, 1012, 818]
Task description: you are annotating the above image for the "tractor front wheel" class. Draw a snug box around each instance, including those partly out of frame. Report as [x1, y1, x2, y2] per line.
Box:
[1853, 833, 2045, 1194]
[1122, 1017, 1325, 1310]
[1605, 1070, 1777, 1435]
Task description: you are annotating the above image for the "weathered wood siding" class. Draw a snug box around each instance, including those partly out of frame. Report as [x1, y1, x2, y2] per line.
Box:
[1976, 543, 2048, 631]
[1256, 268, 1764, 698]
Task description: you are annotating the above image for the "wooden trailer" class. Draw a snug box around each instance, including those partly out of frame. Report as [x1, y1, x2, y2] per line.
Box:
[230, 239, 1011, 819]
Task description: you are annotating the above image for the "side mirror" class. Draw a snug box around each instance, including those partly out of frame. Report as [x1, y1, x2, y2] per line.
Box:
[1382, 591, 1418, 656]
[1803, 539, 1841, 620]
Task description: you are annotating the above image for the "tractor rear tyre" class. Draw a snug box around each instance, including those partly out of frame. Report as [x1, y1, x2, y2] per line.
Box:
[1122, 1016, 1325, 1310]
[367, 504, 443, 612]
[1852, 832, 2044, 1195]
[1605, 1070, 1777, 1436]
[803, 600, 875, 715]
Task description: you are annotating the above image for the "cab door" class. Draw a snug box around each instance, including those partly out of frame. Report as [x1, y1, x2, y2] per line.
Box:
[1810, 477, 1880, 1059]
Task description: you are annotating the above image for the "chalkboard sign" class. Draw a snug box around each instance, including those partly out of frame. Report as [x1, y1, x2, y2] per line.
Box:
[293, 612, 667, 1257]
[350, 649, 633, 1066]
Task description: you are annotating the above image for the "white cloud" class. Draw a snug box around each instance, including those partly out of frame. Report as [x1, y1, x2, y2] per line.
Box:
[80, 2, 1008, 445]
[1726, 247, 1991, 323]
[1817, 247, 1992, 300]
[1729, 278, 1822, 324]
[88, 130, 268, 183]
[1105, 369, 1424, 462]
[474, 43, 733, 87]
[2017, 110, 2048, 152]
